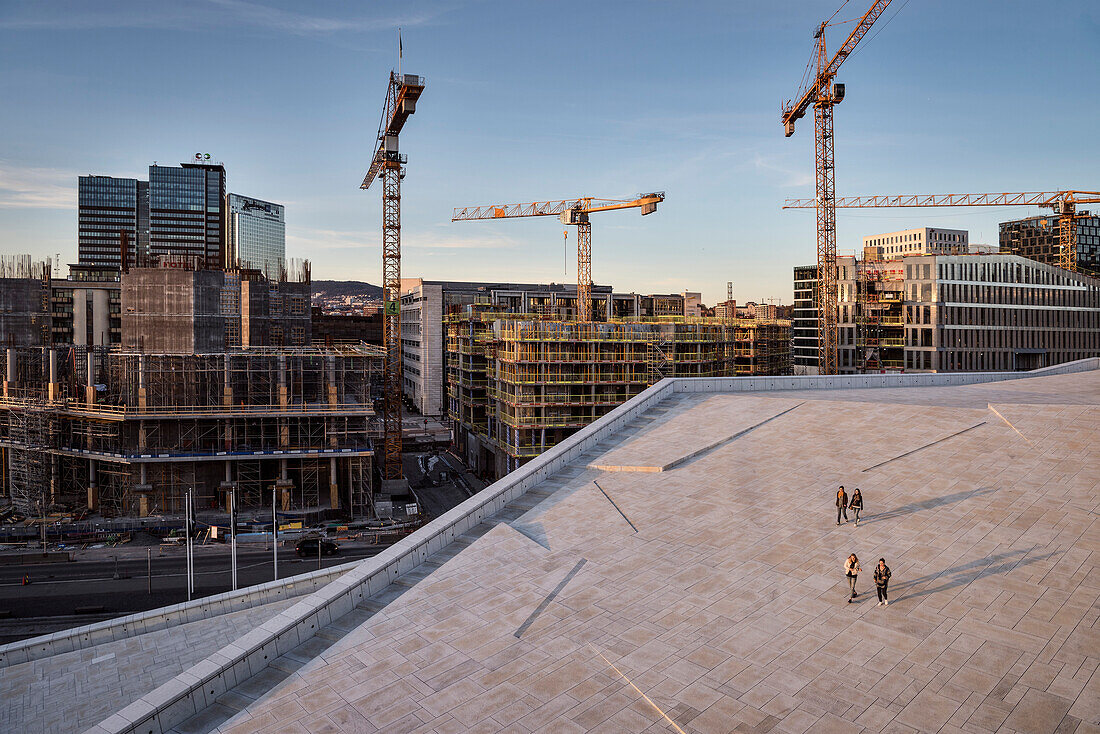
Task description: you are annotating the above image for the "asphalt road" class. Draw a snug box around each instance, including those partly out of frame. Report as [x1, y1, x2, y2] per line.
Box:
[0, 543, 383, 621]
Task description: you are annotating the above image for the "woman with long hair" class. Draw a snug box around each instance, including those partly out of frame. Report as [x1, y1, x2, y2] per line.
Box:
[845, 553, 861, 602]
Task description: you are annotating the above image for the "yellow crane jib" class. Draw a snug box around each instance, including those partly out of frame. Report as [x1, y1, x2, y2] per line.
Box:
[783, 190, 1100, 273]
[452, 193, 665, 323]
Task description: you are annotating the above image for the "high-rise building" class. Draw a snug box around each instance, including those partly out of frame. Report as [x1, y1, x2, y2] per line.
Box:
[149, 161, 226, 268]
[78, 158, 228, 270]
[999, 213, 1100, 275]
[226, 194, 286, 276]
[792, 264, 818, 375]
[77, 175, 145, 268]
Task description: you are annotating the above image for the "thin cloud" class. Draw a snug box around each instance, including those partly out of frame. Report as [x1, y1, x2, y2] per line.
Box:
[0, 0, 440, 34]
[751, 153, 813, 188]
[0, 162, 75, 209]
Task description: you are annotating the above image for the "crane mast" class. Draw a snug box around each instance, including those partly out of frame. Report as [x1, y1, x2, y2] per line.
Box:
[361, 71, 425, 481]
[782, 0, 892, 375]
[452, 193, 664, 322]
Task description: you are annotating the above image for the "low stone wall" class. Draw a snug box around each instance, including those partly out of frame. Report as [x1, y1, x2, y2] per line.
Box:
[85, 358, 1099, 734]
[0, 561, 360, 669]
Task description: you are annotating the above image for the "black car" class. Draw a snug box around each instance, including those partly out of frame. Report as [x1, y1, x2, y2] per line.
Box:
[295, 537, 340, 557]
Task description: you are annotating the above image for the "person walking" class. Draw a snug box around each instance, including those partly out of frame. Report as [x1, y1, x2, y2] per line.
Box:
[874, 558, 891, 606]
[836, 486, 849, 525]
[849, 488, 864, 526]
[845, 553, 861, 602]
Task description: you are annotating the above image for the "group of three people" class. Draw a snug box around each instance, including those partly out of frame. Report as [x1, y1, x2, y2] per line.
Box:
[836, 485, 892, 605]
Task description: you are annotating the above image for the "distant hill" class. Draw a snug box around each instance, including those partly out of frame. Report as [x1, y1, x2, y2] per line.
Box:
[311, 280, 382, 299]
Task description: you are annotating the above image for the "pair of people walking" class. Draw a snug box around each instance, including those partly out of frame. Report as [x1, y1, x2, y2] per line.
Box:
[845, 554, 891, 605]
[836, 486, 864, 526]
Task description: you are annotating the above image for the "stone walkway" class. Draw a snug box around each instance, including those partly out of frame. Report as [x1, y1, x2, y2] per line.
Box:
[195, 369, 1099, 733]
[0, 596, 297, 734]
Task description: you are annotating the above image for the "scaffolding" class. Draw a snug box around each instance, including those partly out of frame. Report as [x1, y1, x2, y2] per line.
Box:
[855, 258, 906, 372]
[5, 398, 54, 513]
[0, 345, 385, 518]
[445, 307, 790, 477]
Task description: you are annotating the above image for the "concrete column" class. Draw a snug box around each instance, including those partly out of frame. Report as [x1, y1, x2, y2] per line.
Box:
[278, 459, 291, 511]
[48, 348, 59, 401]
[329, 457, 340, 510]
[222, 356, 233, 407]
[87, 459, 98, 511]
[277, 355, 288, 408]
[4, 348, 15, 397]
[136, 464, 152, 517]
[85, 350, 96, 404]
[219, 461, 236, 514]
[137, 354, 147, 410]
[277, 356, 289, 448]
[325, 356, 337, 408]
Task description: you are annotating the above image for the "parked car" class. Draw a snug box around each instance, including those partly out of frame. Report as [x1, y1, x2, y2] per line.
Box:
[295, 537, 340, 557]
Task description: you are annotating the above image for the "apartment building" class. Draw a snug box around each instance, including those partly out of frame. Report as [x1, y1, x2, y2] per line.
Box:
[792, 264, 819, 375]
[446, 306, 790, 478]
[836, 253, 1100, 373]
[399, 279, 687, 417]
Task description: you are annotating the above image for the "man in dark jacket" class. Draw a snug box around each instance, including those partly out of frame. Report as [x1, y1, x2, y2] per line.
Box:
[875, 558, 892, 606]
[836, 486, 848, 525]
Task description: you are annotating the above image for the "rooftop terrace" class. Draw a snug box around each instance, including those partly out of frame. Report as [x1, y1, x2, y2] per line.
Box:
[4, 362, 1098, 733]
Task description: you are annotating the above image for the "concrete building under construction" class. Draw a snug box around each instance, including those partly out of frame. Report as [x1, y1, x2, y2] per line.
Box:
[0, 344, 382, 519]
[446, 304, 790, 477]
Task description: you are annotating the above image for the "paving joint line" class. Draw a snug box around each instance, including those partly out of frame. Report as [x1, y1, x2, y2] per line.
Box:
[513, 558, 587, 638]
[663, 402, 805, 470]
[592, 481, 638, 532]
[862, 421, 987, 472]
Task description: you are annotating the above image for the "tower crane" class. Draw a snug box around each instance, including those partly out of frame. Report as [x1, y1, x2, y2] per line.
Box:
[782, 190, 1100, 272]
[360, 71, 425, 481]
[452, 193, 665, 322]
[782, 0, 893, 374]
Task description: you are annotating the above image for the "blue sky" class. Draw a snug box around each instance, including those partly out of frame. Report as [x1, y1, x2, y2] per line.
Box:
[1, 0, 1098, 305]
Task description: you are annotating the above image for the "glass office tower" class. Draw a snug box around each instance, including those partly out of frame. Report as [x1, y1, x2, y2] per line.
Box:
[78, 160, 226, 270]
[149, 162, 226, 268]
[78, 176, 141, 268]
[226, 193, 286, 277]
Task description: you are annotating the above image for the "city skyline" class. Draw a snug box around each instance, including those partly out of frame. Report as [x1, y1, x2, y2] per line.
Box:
[1, 0, 1098, 305]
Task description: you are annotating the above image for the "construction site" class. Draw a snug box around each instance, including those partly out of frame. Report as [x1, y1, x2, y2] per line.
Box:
[446, 303, 790, 477]
[0, 344, 383, 520]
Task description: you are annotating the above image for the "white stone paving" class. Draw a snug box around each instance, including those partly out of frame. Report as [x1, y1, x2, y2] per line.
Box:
[190, 369, 1100, 733]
